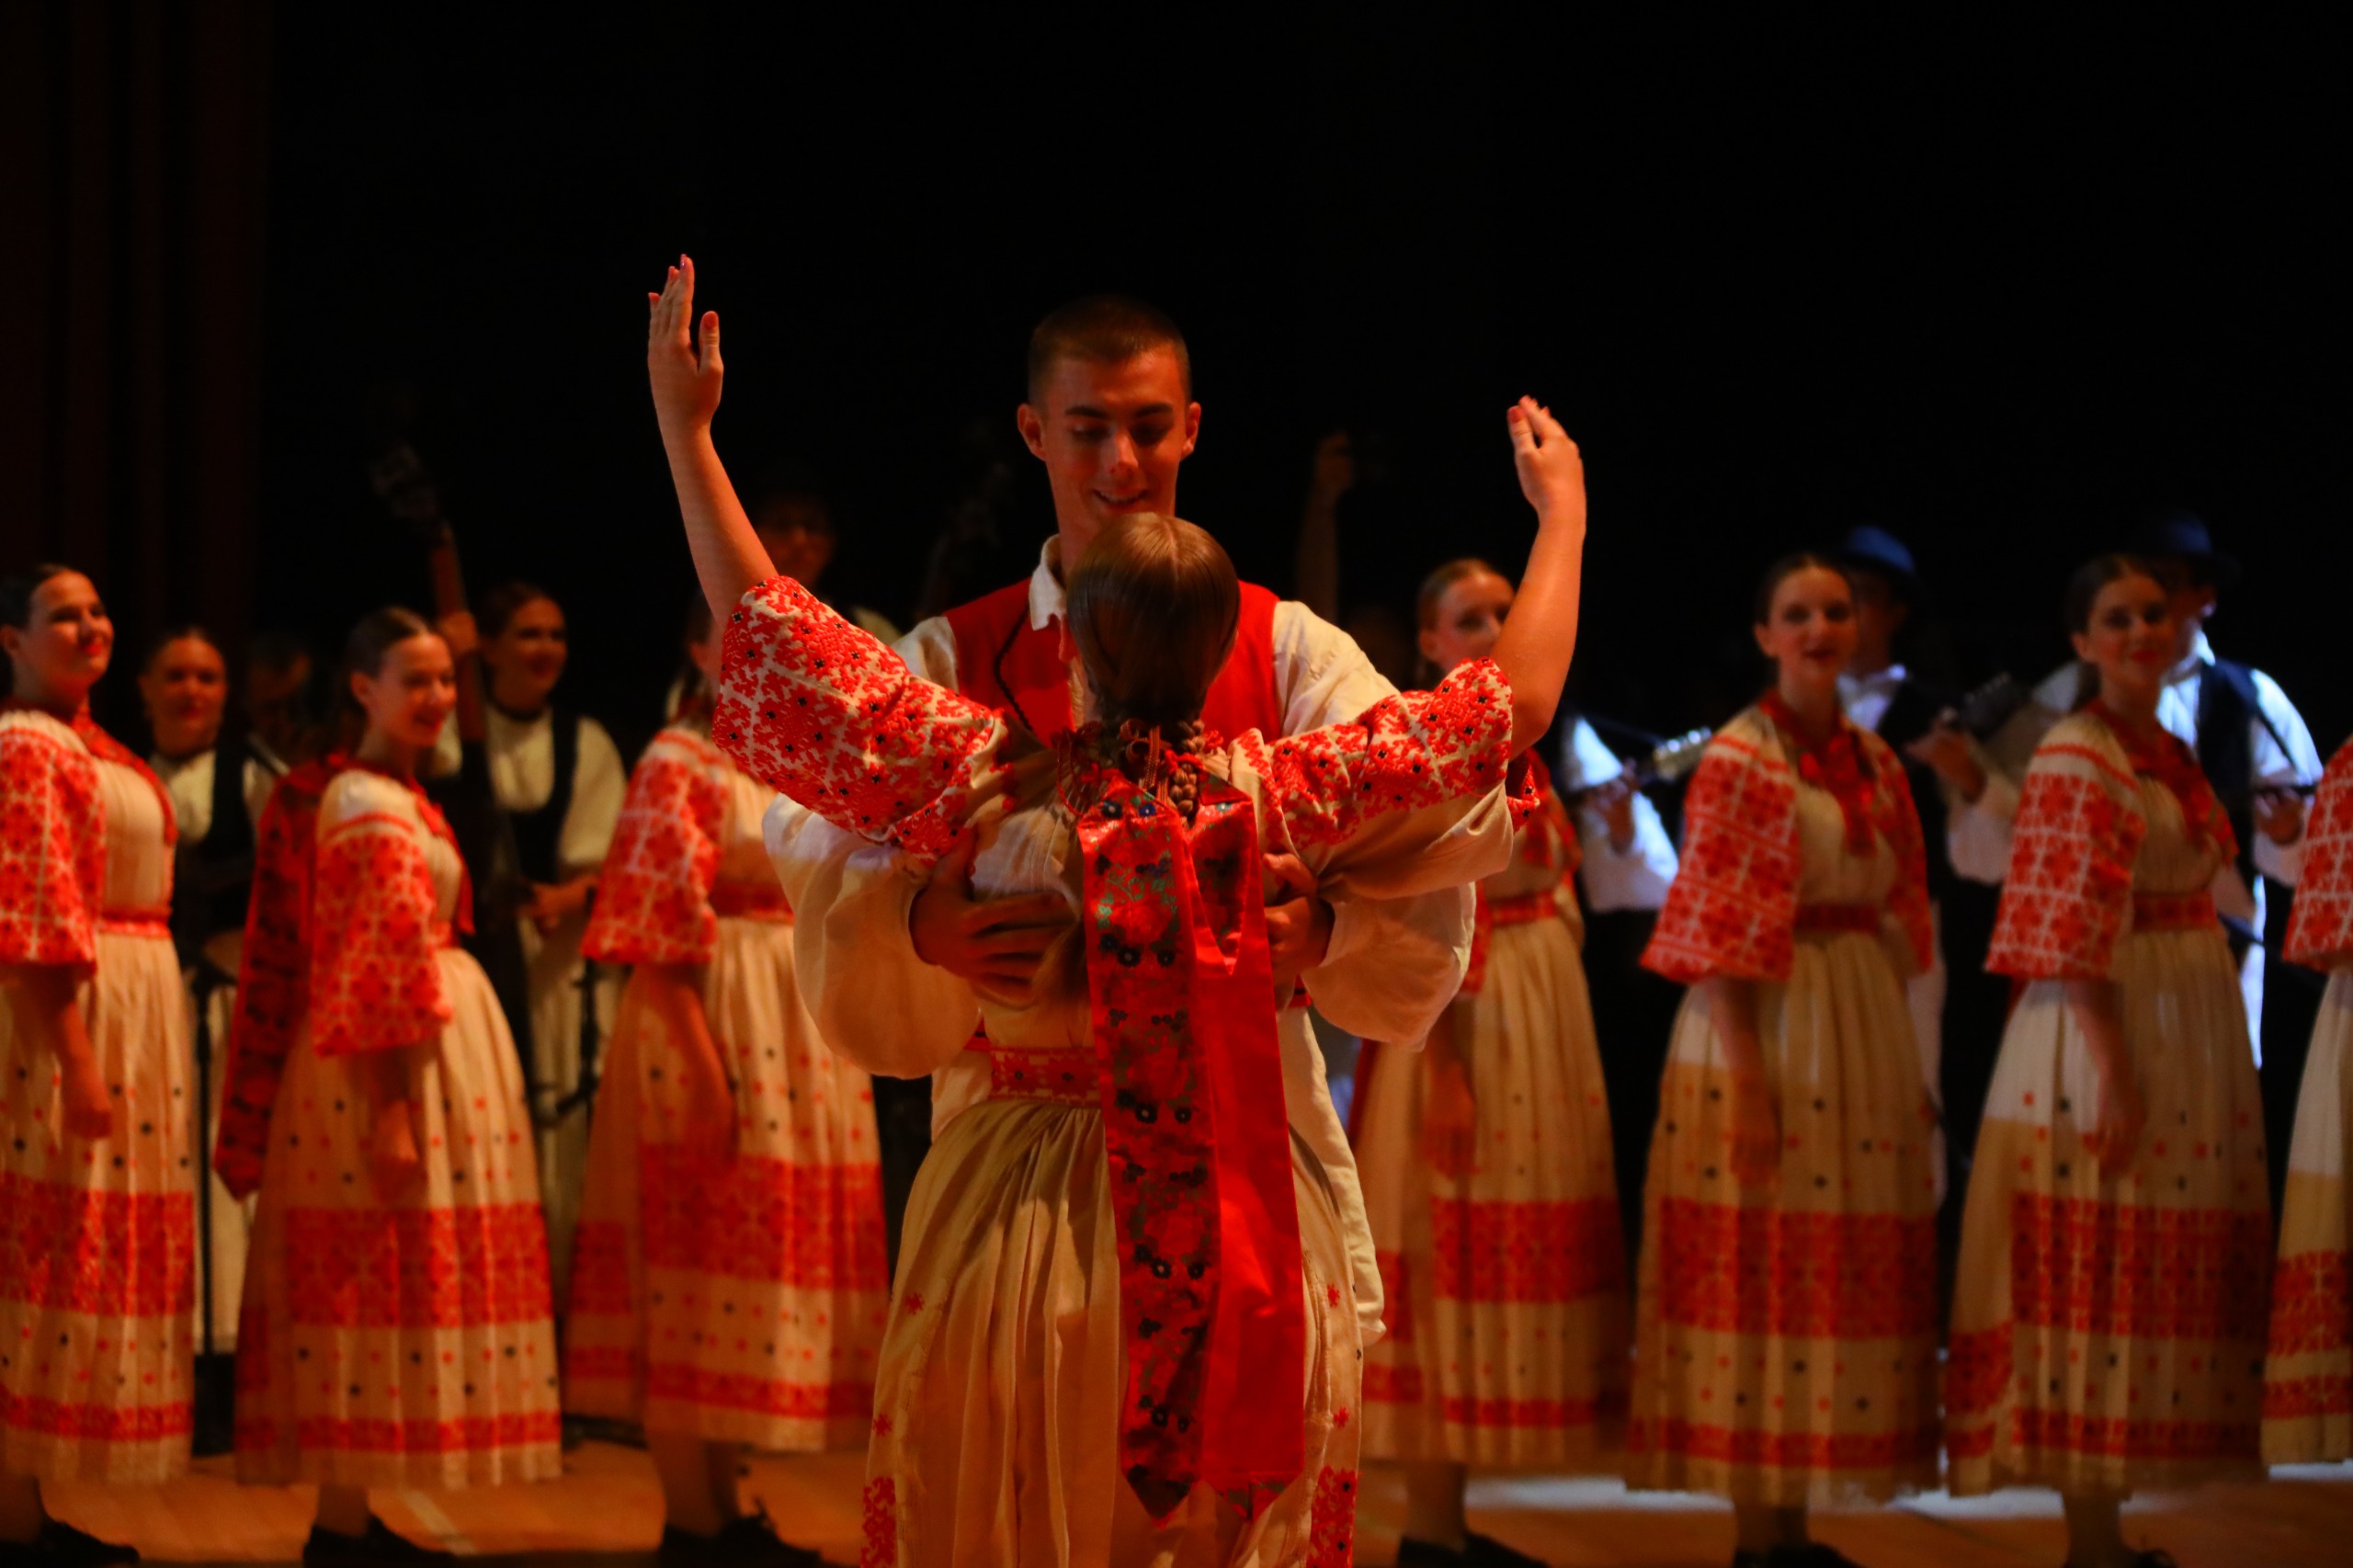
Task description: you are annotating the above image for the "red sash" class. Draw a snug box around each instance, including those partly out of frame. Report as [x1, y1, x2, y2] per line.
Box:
[1075, 767, 1304, 1519]
[944, 574, 1283, 742]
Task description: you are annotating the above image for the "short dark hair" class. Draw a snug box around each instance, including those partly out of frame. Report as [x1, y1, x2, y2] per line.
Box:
[1026, 295, 1192, 406]
[337, 606, 438, 718]
[1, 563, 76, 630]
[475, 581, 558, 639]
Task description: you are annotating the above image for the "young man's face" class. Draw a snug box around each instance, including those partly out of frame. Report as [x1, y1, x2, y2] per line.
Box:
[1016, 347, 1199, 560]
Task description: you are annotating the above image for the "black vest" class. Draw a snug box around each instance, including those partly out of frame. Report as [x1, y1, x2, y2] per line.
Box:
[505, 706, 581, 887]
[1868, 676, 1960, 902]
[168, 736, 260, 969]
[2195, 659, 2281, 885]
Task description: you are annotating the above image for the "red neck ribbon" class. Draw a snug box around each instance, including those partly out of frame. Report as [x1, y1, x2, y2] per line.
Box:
[1758, 690, 1877, 856]
[2088, 701, 2223, 851]
[1074, 763, 1305, 1521]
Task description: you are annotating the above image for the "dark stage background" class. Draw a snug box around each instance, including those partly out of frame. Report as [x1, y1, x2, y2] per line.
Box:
[7, 7, 2344, 762]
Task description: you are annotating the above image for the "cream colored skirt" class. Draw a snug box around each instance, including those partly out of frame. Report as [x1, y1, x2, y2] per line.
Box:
[859, 1096, 1363, 1568]
[2264, 967, 2353, 1465]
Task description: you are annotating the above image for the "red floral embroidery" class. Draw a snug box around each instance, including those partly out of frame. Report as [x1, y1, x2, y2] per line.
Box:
[565, 1220, 632, 1314]
[631, 1146, 889, 1290]
[0, 1390, 192, 1442]
[713, 576, 1000, 864]
[1650, 1198, 1938, 1341]
[2265, 1375, 2353, 1423]
[1625, 1417, 1941, 1471]
[215, 756, 342, 1199]
[1946, 1324, 2013, 1417]
[1428, 1197, 1623, 1305]
[281, 1202, 551, 1328]
[0, 713, 104, 972]
[1989, 736, 2149, 979]
[562, 1345, 634, 1384]
[309, 775, 462, 1057]
[642, 1363, 873, 1418]
[0, 1171, 196, 1317]
[2005, 1193, 2272, 1345]
[859, 1475, 898, 1568]
[1253, 657, 1516, 849]
[1643, 731, 1801, 983]
[583, 731, 730, 967]
[1304, 1466, 1358, 1568]
[2268, 1249, 2351, 1358]
[2008, 1407, 2257, 1461]
[233, 1410, 562, 1454]
[2286, 735, 2353, 970]
[980, 1044, 1097, 1106]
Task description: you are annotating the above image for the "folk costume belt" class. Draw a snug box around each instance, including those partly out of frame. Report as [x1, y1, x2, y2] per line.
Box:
[1794, 903, 1881, 937]
[2131, 889, 2220, 933]
[1461, 887, 1570, 996]
[97, 903, 173, 939]
[710, 881, 792, 922]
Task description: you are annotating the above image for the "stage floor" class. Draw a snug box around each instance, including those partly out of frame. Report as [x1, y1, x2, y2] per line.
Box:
[44, 1443, 2353, 1564]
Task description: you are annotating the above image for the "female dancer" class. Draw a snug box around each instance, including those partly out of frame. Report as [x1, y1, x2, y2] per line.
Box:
[2, 567, 191, 1565]
[2267, 732, 2353, 1464]
[1356, 558, 1626, 1568]
[646, 256, 1586, 1566]
[1627, 555, 1941, 1568]
[563, 596, 887, 1567]
[1949, 556, 2269, 1568]
[234, 608, 560, 1566]
[446, 583, 625, 1291]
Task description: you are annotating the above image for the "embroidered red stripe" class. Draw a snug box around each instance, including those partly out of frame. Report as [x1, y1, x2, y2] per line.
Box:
[1626, 1415, 1939, 1469]
[0, 1389, 192, 1441]
[642, 1363, 874, 1419]
[0, 1171, 196, 1316]
[2009, 1406, 2258, 1460]
[1793, 903, 1879, 937]
[977, 1044, 1097, 1106]
[234, 1410, 562, 1453]
[1947, 1324, 2012, 1416]
[2007, 1194, 2271, 1344]
[563, 1346, 636, 1382]
[710, 880, 792, 921]
[2131, 890, 2219, 933]
[281, 1202, 550, 1328]
[2270, 1250, 2352, 1358]
[566, 1221, 632, 1315]
[1430, 1197, 1624, 1304]
[637, 1147, 888, 1290]
[1652, 1198, 1938, 1340]
[2265, 1374, 2353, 1422]
[1486, 891, 1562, 927]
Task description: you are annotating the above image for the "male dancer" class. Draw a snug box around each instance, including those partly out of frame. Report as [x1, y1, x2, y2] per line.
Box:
[761, 293, 1478, 1348]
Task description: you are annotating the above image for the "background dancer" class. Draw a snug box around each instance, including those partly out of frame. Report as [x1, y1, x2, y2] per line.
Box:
[233, 608, 561, 1567]
[1950, 555, 2270, 1568]
[563, 595, 887, 1568]
[1358, 556, 1629, 1568]
[2, 567, 194, 1567]
[1627, 555, 1942, 1568]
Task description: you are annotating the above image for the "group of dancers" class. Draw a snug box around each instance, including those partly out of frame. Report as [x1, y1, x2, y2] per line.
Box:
[1, 261, 2347, 1568]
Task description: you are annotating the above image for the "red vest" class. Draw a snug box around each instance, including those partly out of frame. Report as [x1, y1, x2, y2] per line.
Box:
[942, 574, 1283, 742]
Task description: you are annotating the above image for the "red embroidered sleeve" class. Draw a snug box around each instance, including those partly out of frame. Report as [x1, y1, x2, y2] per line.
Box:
[1253, 656, 1518, 849]
[710, 576, 1001, 862]
[2285, 736, 2353, 970]
[214, 760, 334, 1199]
[1863, 729, 1937, 975]
[0, 719, 104, 974]
[583, 737, 727, 967]
[1641, 729, 1802, 983]
[1986, 736, 2145, 980]
[308, 807, 452, 1056]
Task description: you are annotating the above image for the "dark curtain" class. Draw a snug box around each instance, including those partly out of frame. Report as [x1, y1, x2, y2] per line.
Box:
[0, 0, 272, 735]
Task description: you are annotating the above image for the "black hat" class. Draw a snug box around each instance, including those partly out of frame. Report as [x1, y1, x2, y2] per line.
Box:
[2128, 509, 2240, 589]
[1827, 525, 1920, 602]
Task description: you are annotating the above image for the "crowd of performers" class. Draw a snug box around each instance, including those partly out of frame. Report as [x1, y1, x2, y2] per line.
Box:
[2, 267, 2348, 1568]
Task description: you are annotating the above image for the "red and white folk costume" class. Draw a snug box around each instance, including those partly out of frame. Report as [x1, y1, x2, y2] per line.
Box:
[1356, 765, 1629, 1468]
[0, 706, 193, 1483]
[713, 577, 1527, 1568]
[1949, 708, 2269, 1494]
[563, 716, 888, 1450]
[232, 765, 561, 1488]
[1625, 700, 1942, 1506]
[2264, 733, 2353, 1463]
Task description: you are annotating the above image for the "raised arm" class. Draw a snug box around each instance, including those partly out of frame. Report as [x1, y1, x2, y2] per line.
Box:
[1491, 397, 1587, 753]
[647, 256, 777, 622]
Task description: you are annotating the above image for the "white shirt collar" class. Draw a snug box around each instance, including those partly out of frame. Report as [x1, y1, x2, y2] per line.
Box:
[1027, 537, 1065, 631]
[1836, 663, 1907, 703]
[2166, 628, 2216, 687]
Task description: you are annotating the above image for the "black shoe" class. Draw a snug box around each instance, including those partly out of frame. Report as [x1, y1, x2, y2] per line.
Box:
[1776, 1546, 1868, 1568]
[657, 1508, 824, 1568]
[301, 1517, 453, 1566]
[12, 1520, 139, 1566]
[1398, 1534, 1551, 1567]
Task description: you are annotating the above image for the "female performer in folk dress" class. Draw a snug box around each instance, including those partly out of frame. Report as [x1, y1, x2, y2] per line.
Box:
[2, 567, 193, 1566]
[2263, 732, 2353, 1464]
[1356, 557, 1627, 1568]
[1949, 556, 2271, 1568]
[233, 609, 560, 1567]
[1626, 556, 1942, 1568]
[563, 596, 887, 1568]
[647, 252, 1588, 1568]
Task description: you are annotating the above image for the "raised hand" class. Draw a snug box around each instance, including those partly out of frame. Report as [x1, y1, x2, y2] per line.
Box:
[648, 256, 724, 437]
[1506, 396, 1586, 531]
